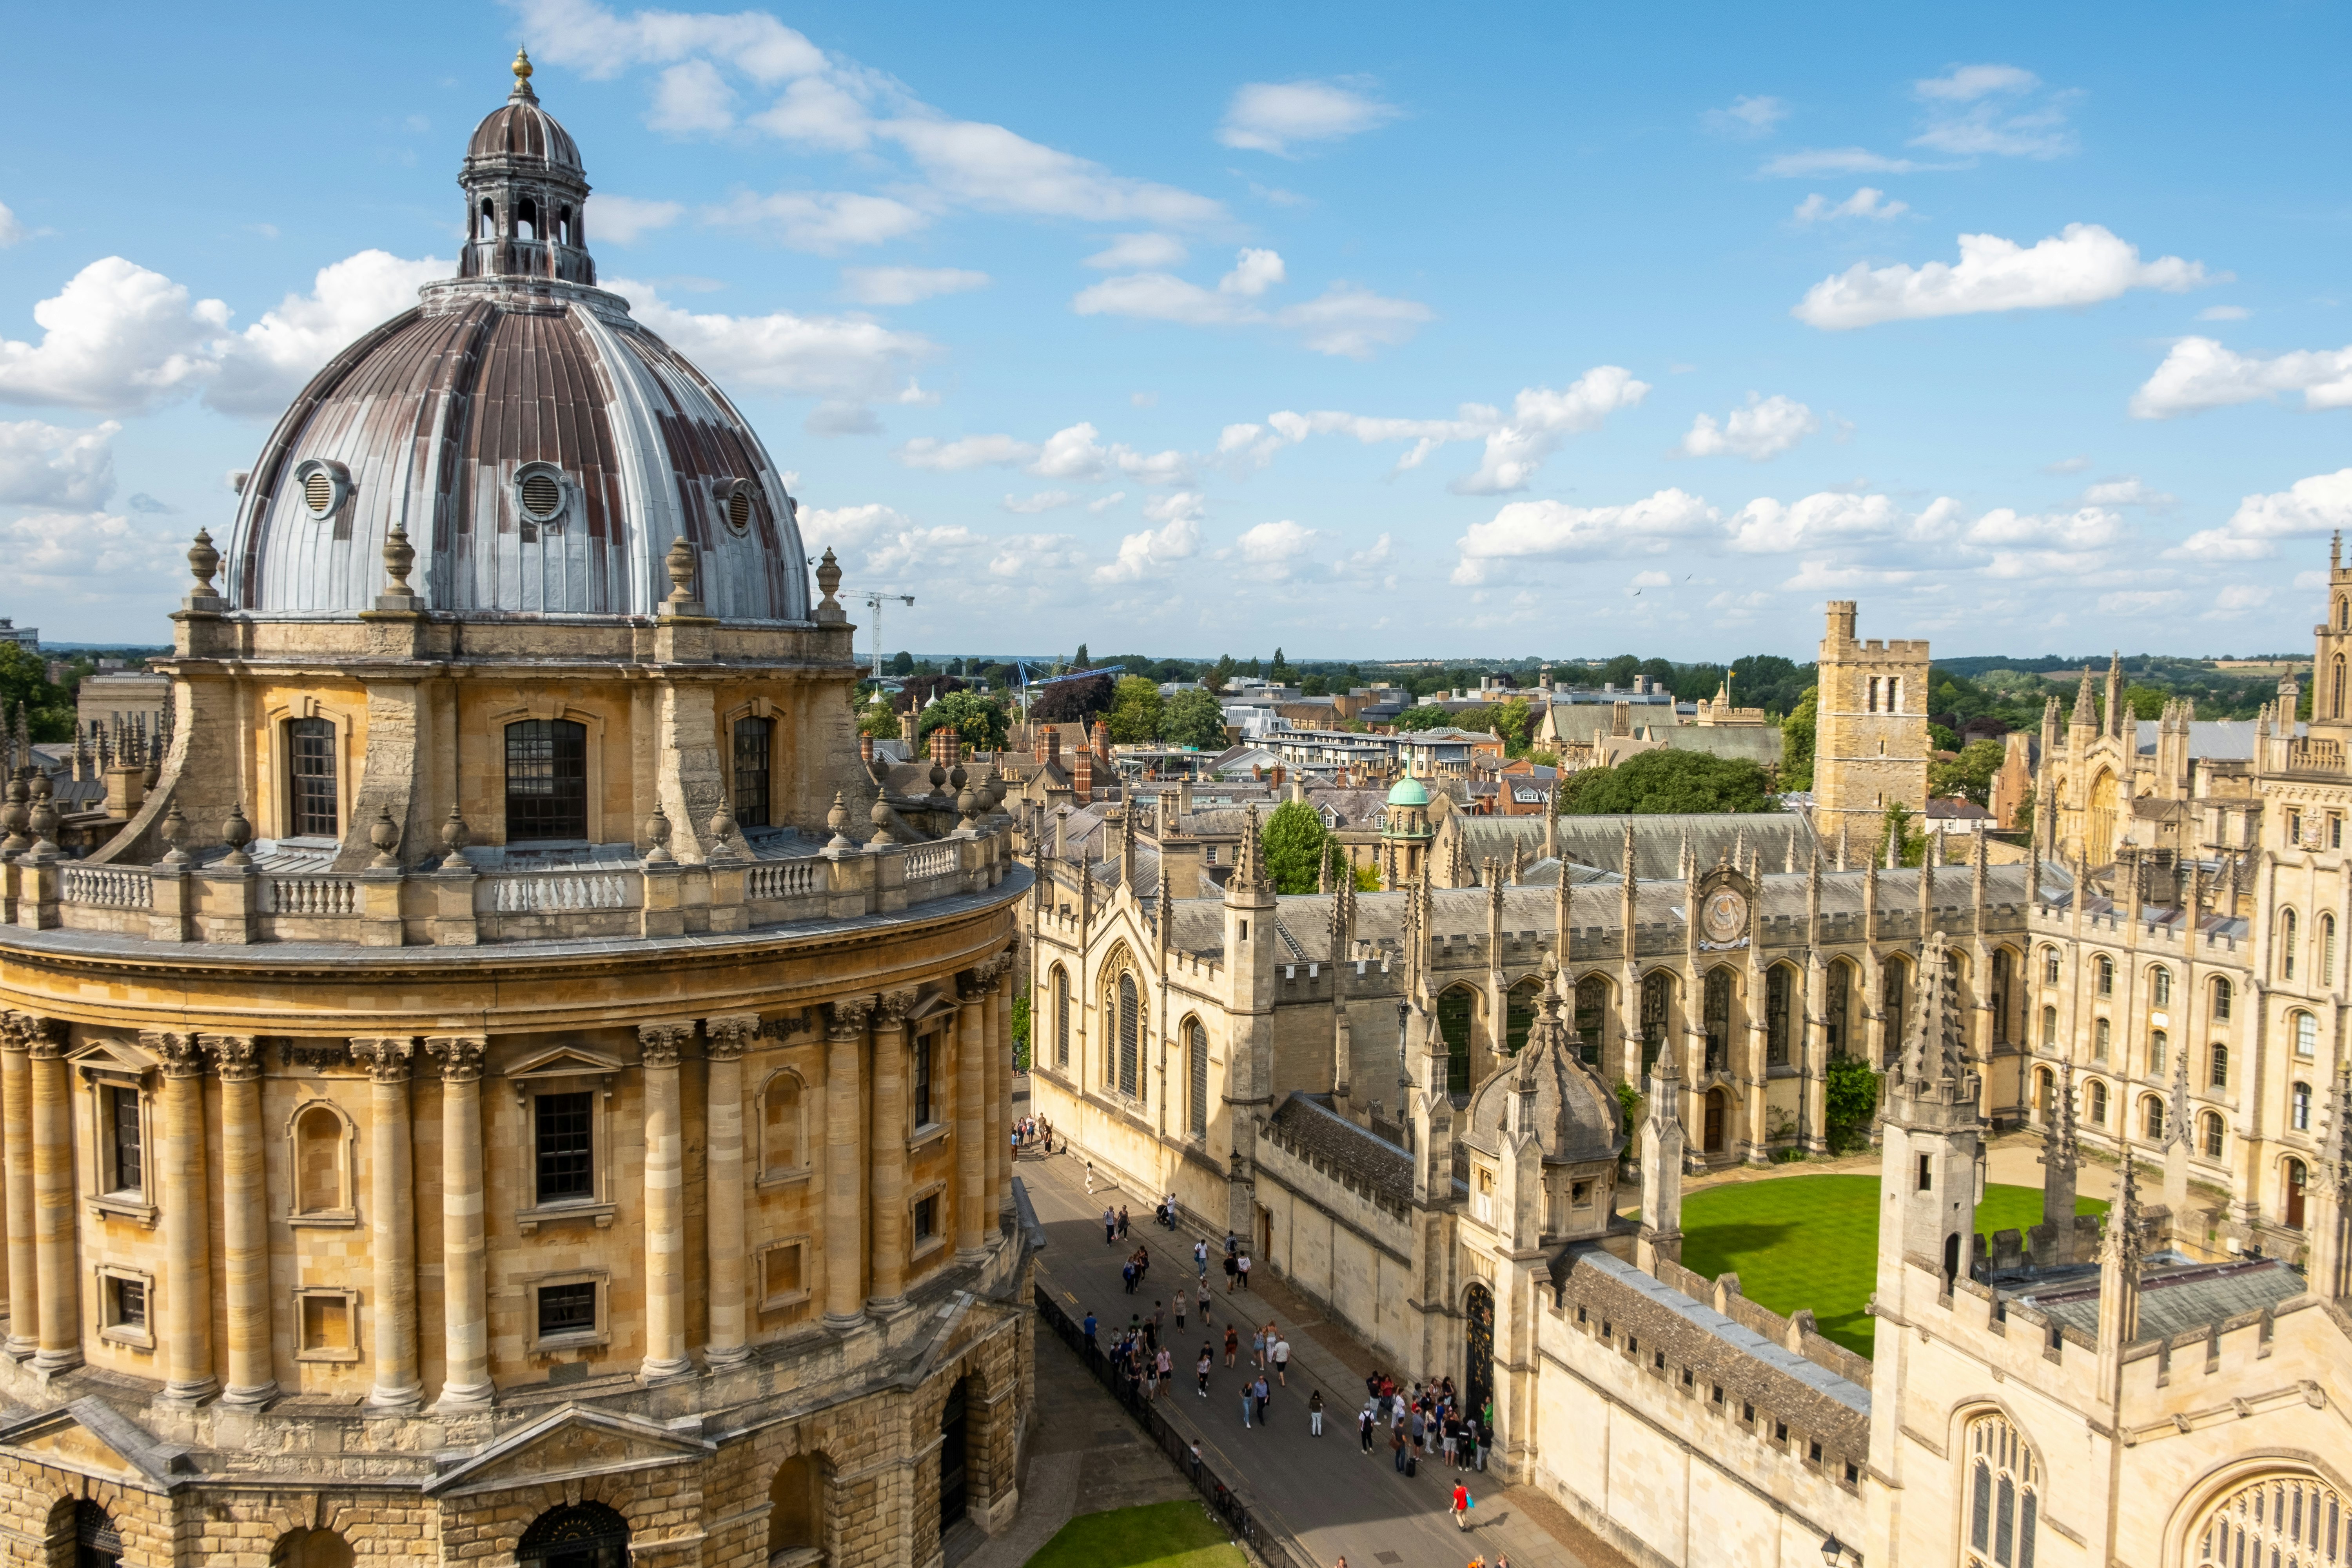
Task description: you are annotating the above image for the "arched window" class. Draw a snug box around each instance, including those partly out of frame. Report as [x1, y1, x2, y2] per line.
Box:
[732, 716, 775, 829]
[518, 1502, 628, 1568]
[1766, 964, 1793, 1066]
[1116, 972, 1139, 1099]
[760, 1071, 803, 1177]
[2335, 653, 2346, 718]
[2041, 1004, 2056, 1049]
[557, 205, 575, 247]
[1703, 969, 1733, 1074]
[270, 1528, 354, 1568]
[292, 1103, 350, 1215]
[1505, 981, 1539, 1055]
[1052, 967, 1069, 1069]
[1881, 959, 1907, 1069]
[2295, 1010, 2318, 1058]
[1438, 988, 1475, 1096]
[2087, 1080, 2109, 1125]
[505, 718, 588, 842]
[2280, 909, 2299, 981]
[284, 716, 338, 838]
[2209, 1043, 2229, 1088]
[2292, 1082, 2312, 1131]
[2094, 1017, 2111, 1061]
[2285, 1159, 2308, 1229]
[2150, 965, 2172, 1007]
[477, 198, 495, 239]
[2212, 975, 2233, 1020]
[1962, 1412, 2038, 1568]
[2094, 955, 2114, 996]
[1187, 1019, 1209, 1138]
[2041, 946, 2060, 986]
[2201, 1111, 2225, 1159]
[1990, 949, 2013, 1043]
[516, 197, 539, 241]
[1574, 975, 1608, 1066]
[2325, 914, 2339, 985]
[2144, 1096, 2165, 1141]
[1825, 960, 1850, 1058]
[1640, 971, 1671, 1069]
[2194, 1472, 2346, 1568]
[767, 1453, 825, 1559]
[2149, 1030, 2167, 1078]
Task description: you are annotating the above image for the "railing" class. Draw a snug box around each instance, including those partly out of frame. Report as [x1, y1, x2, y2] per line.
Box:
[490, 871, 633, 913]
[746, 861, 819, 900]
[61, 866, 151, 911]
[1033, 1283, 1306, 1568]
[266, 877, 359, 916]
[904, 842, 958, 880]
[2288, 737, 2345, 774]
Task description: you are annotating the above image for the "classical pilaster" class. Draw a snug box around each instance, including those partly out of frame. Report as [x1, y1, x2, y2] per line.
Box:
[704, 1013, 759, 1368]
[148, 1031, 217, 1403]
[955, 974, 988, 1261]
[348, 1036, 421, 1411]
[0, 1016, 38, 1359]
[28, 1019, 77, 1374]
[425, 1035, 491, 1412]
[823, 997, 875, 1328]
[991, 956, 1012, 1221]
[638, 1021, 696, 1383]
[205, 1034, 275, 1406]
[868, 989, 918, 1314]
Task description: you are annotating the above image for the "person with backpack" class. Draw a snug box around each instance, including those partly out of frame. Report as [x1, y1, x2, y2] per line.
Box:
[1308, 1387, 1325, 1436]
[1359, 1402, 1376, 1452]
[1237, 1252, 1252, 1290]
[1223, 1323, 1240, 1366]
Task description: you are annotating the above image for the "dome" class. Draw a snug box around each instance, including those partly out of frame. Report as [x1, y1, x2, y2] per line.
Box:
[220, 59, 809, 624]
[1385, 776, 1430, 808]
[1463, 988, 1624, 1165]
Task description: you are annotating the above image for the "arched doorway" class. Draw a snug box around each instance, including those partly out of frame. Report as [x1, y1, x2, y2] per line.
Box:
[1437, 989, 1475, 1096]
[53, 1500, 119, 1568]
[2034, 1068, 2054, 1125]
[768, 1454, 825, 1559]
[270, 1529, 354, 1568]
[517, 1502, 629, 1568]
[938, 1377, 970, 1534]
[1462, 1282, 1495, 1428]
[1703, 1088, 1728, 1154]
[2285, 1160, 2307, 1230]
[2087, 770, 2117, 868]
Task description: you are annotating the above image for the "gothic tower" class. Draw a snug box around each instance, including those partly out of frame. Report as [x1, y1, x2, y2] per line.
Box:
[1811, 600, 1929, 856]
[1222, 806, 1279, 1241]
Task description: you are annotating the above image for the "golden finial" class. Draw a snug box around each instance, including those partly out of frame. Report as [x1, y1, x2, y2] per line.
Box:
[511, 45, 534, 88]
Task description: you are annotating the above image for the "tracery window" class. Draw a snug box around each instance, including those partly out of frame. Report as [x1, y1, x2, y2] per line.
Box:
[1991, 949, 2013, 1043]
[2151, 965, 2172, 1007]
[1574, 975, 1608, 1067]
[1826, 961, 1849, 1058]
[1505, 982, 1539, 1055]
[1766, 964, 1793, 1067]
[1881, 960, 1907, 1069]
[1052, 967, 1069, 1070]
[1962, 1413, 2039, 1568]
[1116, 972, 1140, 1100]
[732, 716, 774, 829]
[1640, 971, 1671, 1071]
[1703, 969, 1733, 1074]
[1438, 988, 1475, 1095]
[2194, 1473, 2345, 1568]
[1187, 1019, 1209, 1138]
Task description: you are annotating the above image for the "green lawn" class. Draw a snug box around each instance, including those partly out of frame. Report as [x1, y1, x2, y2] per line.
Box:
[1024, 1501, 1249, 1568]
[1674, 1176, 2107, 1359]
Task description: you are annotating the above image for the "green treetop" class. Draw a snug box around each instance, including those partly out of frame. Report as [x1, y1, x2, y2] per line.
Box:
[1259, 799, 1329, 894]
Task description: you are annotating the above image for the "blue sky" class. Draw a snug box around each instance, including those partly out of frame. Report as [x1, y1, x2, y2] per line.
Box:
[4, 2, 2351, 660]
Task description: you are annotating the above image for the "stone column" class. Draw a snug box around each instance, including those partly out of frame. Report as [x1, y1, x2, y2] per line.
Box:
[1, 1016, 38, 1359]
[991, 959, 1013, 1220]
[425, 1036, 491, 1412]
[29, 1020, 78, 1374]
[704, 1013, 759, 1368]
[823, 998, 875, 1328]
[955, 975, 988, 1261]
[348, 1037, 420, 1411]
[868, 991, 918, 1314]
[149, 1032, 217, 1403]
[638, 1021, 695, 1383]
[206, 1034, 275, 1406]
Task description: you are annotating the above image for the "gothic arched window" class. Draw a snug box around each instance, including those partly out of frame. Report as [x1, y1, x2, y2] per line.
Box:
[1962, 1412, 2039, 1568]
[2150, 965, 2172, 1007]
[1187, 1018, 1209, 1138]
[2087, 1079, 2109, 1125]
[2201, 1111, 2225, 1159]
[2094, 955, 2114, 996]
[1702, 968, 1733, 1074]
[2324, 915, 2339, 985]
[2094, 1016, 2111, 1061]
[1051, 966, 1069, 1070]
[1639, 971, 1672, 1070]
[1825, 960, 1850, 1058]
[2280, 909, 2299, 981]
[1116, 972, 1140, 1100]
[2196, 1473, 2346, 1568]
[1574, 975, 1608, 1066]
[2143, 1095, 2165, 1141]
[2210, 1042, 2229, 1088]
[2295, 1010, 2319, 1059]
[2041, 945, 2060, 986]
[1990, 949, 2013, 1043]
[2212, 975, 2233, 1020]
[1438, 987, 1475, 1096]
[2041, 1005, 2057, 1049]
[1765, 964, 1793, 1066]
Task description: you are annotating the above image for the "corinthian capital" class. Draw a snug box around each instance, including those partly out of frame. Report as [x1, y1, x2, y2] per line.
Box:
[874, 989, 920, 1031]
[347, 1036, 417, 1082]
[704, 1014, 760, 1060]
[143, 1031, 207, 1078]
[425, 1035, 487, 1082]
[638, 1021, 695, 1069]
[201, 1034, 261, 1082]
[827, 995, 878, 1039]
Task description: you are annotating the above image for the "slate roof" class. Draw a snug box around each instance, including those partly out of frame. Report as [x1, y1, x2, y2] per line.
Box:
[1267, 1093, 1414, 1210]
[2008, 1255, 2307, 1342]
[1452, 812, 1820, 880]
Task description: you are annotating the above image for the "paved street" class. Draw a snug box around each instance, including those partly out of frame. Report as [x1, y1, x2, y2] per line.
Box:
[1013, 1082, 1628, 1568]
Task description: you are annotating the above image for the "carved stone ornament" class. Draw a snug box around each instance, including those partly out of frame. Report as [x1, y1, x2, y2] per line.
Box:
[867, 795, 895, 847]
[814, 547, 843, 613]
[368, 806, 402, 870]
[425, 1035, 487, 1081]
[201, 1034, 262, 1081]
[382, 522, 417, 597]
[143, 1030, 206, 1077]
[221, 802, 254, 867]
[279, 1040, 352, 1070]
[638, 1021, 694, 1068]
[187, 527, 221, 595]
[347, 1036, 416, 1081]
[664, 535, 697, 605]
[708, 801, 742, 859]
[441, 805, 472, 866]
[826, 789, 854, 850]
[644, 803, 674, 865]
[159, 800, 190, 864]
[704, 1013, 760, 1058]
[828, 995, 878, 1038]
[874, 988, 920, 1030]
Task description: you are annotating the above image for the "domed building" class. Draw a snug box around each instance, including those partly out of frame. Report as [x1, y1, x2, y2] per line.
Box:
[0, 53, 1032, 1568]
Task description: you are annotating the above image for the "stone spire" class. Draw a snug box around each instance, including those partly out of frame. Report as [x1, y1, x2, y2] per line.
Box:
[2072, 664, 2099, 738]
[1636, 996, 1685, 1274]
[2312, 1062, 2352, 1303]
[2105, 653, 2127, 740]
[2040, 1056, 2082, 1261]
[2095, 1154, 2144, 1396]
[2162, 1031, 2194, 1220]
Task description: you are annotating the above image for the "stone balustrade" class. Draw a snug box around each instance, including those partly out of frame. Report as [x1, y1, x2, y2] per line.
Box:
[4, 822, 1015, 947]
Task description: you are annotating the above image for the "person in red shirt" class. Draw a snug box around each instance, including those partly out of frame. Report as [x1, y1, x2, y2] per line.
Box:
[1450, 1481, 1472, 1530]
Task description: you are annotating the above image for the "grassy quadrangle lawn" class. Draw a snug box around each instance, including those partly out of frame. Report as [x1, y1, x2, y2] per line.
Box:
[1024, 1501, 1248, 1568]
[1675, 1175, 2107, 1359]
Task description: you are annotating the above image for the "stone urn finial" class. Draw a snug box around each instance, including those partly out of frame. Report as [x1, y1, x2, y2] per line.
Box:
[369, 806, 402, 870]
[23, 775, 55, 854]
[957, 780, 980, 828]
[949, 761, 968, 794]
[644, 802, 674, 864]
[664, 536, 697, 606]
[708, 800, 741, 858]
[441, 804, 472, 867]
[0, 775, 28, 855]
[187, 528, 221, 596]
[159, 800, 189, 865]
[221, 801, 254, 867]
[814, 548, 844, 621]
[826, 789, 855, 851]
[867, 795, 895, 847]
[382, 523, 418, 602]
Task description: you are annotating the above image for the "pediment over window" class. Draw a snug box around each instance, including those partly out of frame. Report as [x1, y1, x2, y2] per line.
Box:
[0, 1397, 194, 1488]
[424, 1404, 713, 1497]
[510, 1045, 625, 1081]
[69, 1038, 158, 1084]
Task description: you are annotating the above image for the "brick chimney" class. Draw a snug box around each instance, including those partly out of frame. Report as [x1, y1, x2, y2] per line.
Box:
[860, 734, 875, 766]
[929, 726, 959, 769]
[1039, 727, 1061, 768]
[1074, 745, 1094, 800]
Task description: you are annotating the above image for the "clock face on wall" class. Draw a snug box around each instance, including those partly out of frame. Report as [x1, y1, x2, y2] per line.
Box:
[1701, 887, 1748, 944]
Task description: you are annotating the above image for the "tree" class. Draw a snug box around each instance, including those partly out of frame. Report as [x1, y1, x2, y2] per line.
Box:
[1072, 643, 1090, 668]
[887, 650, 915, 676]
[1930, 739, 2005, 806]
[1639, 657, 1676, 689]
[1163, 687, 1228, 750]
[857, 704, 901, 740]
[1352, 861, 1381, 891]
[0, 645, 72, 742]
[1300, 673, 1330, 697]
[1009, 989, 1031, 1071]
[1492, 696, 1533, 755]
[1881, 802, 1929, 866]
[1600, 654, 1642, 687]
[1270, 647, 1290, 681]
[1823, 1055, 1880, 1152]
[1029, 672, 1116, 723]
[2123, 683, 2168, 720]
[1554, 749, 1776, 815]
[2012, 784, 2036, 833]
[1780, 686, 1817, 791]
[915, 689, 1010, 752]
[1928, 722, 1961, 754]
[1104, 675, 1165, 744]
[1392, 705, 1456, 731]
[1260, 800, 1328, 893]
[1210, 653, 1236, 692]
[1247, 656, 1262, 678]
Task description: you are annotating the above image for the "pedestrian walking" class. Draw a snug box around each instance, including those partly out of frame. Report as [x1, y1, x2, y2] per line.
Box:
[1450, 1481, 1472, 1530]
[1241, 1383, 1254, 1429]
[1156, 1347, 1173, 1398]
[1250, 1326, 1266, 1368]
[1309, 1388, 1325, 1436]
[1359, 1404, 1376, 1452]
[1253, 1374, 1270, 1426]
[1103, 1205, 1116, 1245]
[1223, 1324, 1240, 1366]
[1223, 1251, 1238, 1292]
[1194, 1237, 1209, 1279]
[1272, 1336, 1291, 1387]
[1238, 1252, 1252, 1290]
[1174, 1293, 1187, 1332]
[1085, 1160, 1094, 1194]
[1196, 1347, 1212, 1397]
[1117, 1205, 1130, 1239]
[1121, 1261, 1136, 1294]
[1197, 1283, 1212, 1323]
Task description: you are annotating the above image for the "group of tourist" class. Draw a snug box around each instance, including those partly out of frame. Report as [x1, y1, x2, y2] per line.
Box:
[1357, 1370, 1490, 1479]
[1011, 1114, 1053, 1159]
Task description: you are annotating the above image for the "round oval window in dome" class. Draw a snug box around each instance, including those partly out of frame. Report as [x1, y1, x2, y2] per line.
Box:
[727, 487, 753, 534]
[304, 470, 334, 515]
[518, 469, 562, 522]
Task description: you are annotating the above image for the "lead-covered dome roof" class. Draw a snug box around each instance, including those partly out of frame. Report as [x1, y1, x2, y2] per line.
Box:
[1463, 986, 1624, 1164]
[221, 55, 808, 624]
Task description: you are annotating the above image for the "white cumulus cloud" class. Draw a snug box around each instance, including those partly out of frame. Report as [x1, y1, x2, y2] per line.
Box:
[2167, 469, 2352, 561]
[1001, 490, 1077, 515]
[896, 433, 1035, 472]
[1451, 488, 1717, 583]
[0, 202, 25, 248]
[839, 267, 990, 305]
[0, 419, 117, 508]
[1909, 65, 2074, 160]
[1073, 249, 1426, 358]
[586, 194, 685, 243]
[1084, 234, 1188, 270]
[1094, 505, 1201, 585]
[611, 276, 936, 403]
[1762, 148, 1928, 178]
[1793, 187, 1907, 223]
[207, 249, 449, 417]
[2130, 336, 2352, 419]
[1702, 95, 1787, 137]
[1794, 223, 2214, 330]
[1217, 79, 1401, 155]
[703, 191, 931, 254]
[1454, 368, 1653, 494]
[1679, 394, 1820, 461]
[0, 257, 230, 414]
